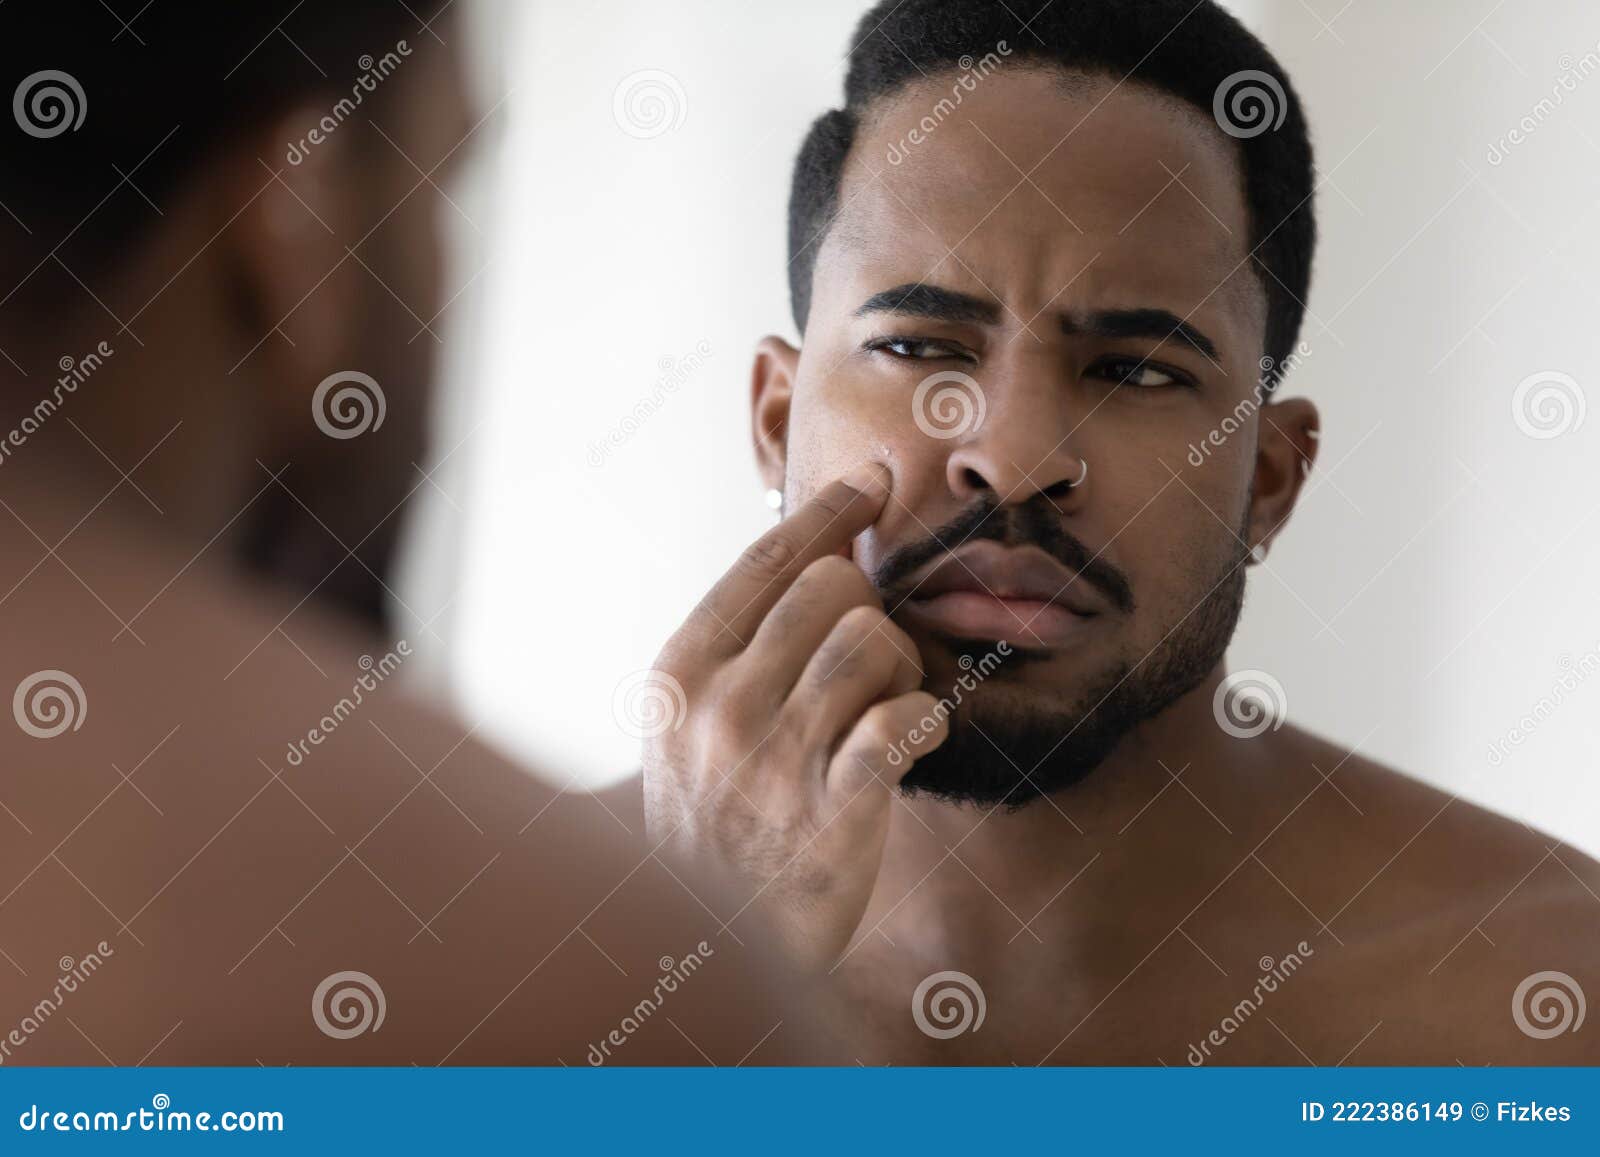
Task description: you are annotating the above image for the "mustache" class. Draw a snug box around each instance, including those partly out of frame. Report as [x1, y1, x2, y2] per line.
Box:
[871, 493, 1136, 614]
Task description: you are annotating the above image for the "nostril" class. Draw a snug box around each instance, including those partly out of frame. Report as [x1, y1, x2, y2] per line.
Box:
[1041, 477, 1074, 502]
[960, 466, 990, 492]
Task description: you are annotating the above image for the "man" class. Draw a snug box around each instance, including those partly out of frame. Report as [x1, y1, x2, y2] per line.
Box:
[0, 3, 802, 1064]
[644, 0, 1600, 1063]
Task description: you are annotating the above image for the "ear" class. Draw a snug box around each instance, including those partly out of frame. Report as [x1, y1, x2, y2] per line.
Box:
[224, 105, 359, 377]
[1246, 395, 1320, 561]
[751, 334, 799, 492]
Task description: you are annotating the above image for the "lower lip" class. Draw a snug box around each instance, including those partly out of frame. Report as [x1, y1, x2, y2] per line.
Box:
[899, 591, 1100, 647]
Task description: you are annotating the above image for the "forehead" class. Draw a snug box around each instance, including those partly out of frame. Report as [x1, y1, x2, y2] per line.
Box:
[817, 67, 1262, 328]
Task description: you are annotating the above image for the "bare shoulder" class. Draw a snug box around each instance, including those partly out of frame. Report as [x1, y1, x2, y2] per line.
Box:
[0, 522, 804, 1065]
[1263, 726, 1600, 1062]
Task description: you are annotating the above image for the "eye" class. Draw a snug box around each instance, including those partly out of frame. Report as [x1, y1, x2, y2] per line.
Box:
[865, 335, 974, 362]
[1086, 355, 1195, 390]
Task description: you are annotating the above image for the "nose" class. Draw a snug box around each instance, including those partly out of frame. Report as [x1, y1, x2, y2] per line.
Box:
[943, 366, 1088, 506]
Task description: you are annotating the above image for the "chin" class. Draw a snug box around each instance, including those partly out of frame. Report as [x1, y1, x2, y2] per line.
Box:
[898, 664, 1137, 809]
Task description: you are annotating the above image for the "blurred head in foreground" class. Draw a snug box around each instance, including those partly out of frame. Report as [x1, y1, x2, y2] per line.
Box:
[0, 0, 472, 630]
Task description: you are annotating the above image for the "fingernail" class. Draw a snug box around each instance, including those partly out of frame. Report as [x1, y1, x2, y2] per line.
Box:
[843, 461, 890, 497]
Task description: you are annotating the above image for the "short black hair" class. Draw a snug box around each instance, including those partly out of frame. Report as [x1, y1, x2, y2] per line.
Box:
[0, 1, 445, 311]
[787, 0, 1316, 387]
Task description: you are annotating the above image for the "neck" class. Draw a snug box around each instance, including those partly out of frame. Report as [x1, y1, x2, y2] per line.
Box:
[0, 343, 393, 634]
[871, 667, 1302, 965]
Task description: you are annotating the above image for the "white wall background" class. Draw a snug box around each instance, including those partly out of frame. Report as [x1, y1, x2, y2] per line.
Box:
[402, 0, 1600, 856]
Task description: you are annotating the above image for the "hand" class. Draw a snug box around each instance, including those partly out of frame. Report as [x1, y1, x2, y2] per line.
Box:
[642, 464, 949, 971]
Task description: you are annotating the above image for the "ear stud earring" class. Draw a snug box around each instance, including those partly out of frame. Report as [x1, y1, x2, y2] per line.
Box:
[764, 488, 784, 517]
[1249, 543, 1267, 564]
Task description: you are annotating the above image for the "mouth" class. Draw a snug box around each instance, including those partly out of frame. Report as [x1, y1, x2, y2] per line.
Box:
[891, 542, 1112, 649]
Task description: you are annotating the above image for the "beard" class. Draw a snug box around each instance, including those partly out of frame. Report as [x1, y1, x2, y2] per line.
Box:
[881, 495, 1250, 808]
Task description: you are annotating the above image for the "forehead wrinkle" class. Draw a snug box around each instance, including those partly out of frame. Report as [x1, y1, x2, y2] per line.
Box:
[819, 72, 1264, 345]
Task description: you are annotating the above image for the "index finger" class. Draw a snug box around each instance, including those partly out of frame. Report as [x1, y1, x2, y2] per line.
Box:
[686, 462, 891, 656]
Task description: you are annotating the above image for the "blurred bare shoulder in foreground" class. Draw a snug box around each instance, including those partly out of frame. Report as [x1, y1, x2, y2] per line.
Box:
[0, 476, 796, 1064]
[0, 1, 804, 1065]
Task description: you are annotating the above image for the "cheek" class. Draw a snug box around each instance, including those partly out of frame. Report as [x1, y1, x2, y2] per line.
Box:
[1122, 486, 1248, 628]
[787, 369, 930, 489]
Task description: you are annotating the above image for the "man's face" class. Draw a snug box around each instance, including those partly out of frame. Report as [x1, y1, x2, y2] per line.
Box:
[769, 68, 1273, 805]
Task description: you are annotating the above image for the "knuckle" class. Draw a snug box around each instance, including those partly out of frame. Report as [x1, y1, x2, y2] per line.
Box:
[853, 707, 904, 755]
[836, 603, 889, 639]
[812, 606, 891, 684]
[799, 553, 859, 587]
[806, 487, 854, 525]
[739, 531, 799, 577]
[711, 669, 765, 720]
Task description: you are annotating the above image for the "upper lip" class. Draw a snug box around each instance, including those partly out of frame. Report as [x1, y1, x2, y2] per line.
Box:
[899, 541, 1112, 617]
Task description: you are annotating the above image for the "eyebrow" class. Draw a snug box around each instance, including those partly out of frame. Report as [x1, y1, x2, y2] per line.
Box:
[1061, 308, 1220, 362]
[853, 283, 1000, 325]
[853, 283, 1220, 361]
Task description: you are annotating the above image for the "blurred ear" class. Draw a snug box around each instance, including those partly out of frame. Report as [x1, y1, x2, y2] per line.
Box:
[1246, 396, 1319, 560]
[751, 334, 799, 492]
[224, 104, 359, 377]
